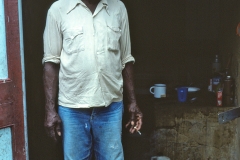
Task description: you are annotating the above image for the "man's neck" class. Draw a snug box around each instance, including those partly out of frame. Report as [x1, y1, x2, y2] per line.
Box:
[82, 0, 100, 5]
[81, 0, 100, 14]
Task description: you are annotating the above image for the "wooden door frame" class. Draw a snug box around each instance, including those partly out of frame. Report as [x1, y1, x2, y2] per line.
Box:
[0, 0, 28, 159]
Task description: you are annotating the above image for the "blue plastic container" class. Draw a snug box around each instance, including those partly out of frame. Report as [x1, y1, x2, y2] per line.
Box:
[177, 87, 188, 102]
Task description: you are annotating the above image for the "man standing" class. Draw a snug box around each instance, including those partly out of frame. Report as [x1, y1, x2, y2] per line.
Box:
[43, 0, 142, 159]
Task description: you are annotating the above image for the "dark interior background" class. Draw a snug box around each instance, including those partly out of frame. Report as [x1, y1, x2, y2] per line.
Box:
[125, 0, 239, 90]
[22, 0, 240, 159]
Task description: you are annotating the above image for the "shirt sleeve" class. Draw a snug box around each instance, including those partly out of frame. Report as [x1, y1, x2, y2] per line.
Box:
[42, 8, 62, 64]
[119, 3, 135, 69]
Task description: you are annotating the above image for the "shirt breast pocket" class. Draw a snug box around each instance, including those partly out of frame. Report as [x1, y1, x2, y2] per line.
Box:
[63, 28, 85, 54]
[107, 24, 121, 52]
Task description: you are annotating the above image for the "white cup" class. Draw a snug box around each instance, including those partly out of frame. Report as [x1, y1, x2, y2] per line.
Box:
[151, 156, 170, 160]
[149, 84, 166, 98]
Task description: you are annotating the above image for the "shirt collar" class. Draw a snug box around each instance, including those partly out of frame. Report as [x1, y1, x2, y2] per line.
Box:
[66, 0, 109, 14]
[101, 0, 108, 6]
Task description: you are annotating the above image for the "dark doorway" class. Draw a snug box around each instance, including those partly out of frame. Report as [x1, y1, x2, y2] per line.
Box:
[22, 0, 63, 159]
[22, 0, 240, 159]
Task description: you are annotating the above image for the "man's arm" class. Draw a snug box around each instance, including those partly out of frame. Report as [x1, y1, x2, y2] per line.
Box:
[122, 62, 143, 133]
[43, 62, 61, 142]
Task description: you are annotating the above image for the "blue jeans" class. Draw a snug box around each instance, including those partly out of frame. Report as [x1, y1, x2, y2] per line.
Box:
[58, 101, 124, 160]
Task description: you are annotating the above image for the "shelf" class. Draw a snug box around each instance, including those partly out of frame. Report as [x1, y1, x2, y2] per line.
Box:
[136, 90, 235, 108]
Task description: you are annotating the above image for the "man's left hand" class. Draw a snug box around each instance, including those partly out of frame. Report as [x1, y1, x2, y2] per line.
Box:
[125, 102, 143, 134]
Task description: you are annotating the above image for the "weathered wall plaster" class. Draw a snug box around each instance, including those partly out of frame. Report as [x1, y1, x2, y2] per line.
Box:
[148, 106, 238, 160]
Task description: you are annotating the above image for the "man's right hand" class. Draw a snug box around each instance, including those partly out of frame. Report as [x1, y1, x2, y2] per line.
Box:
[43, 62, 60, 142]
[44, 109, 62, 142]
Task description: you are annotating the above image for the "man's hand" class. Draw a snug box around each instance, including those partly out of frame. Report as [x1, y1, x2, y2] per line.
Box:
[125, 102, 143, 134]
[44, 109, 62, 142]
[122, 62, 143, 134]
[43, 62, 60, 142]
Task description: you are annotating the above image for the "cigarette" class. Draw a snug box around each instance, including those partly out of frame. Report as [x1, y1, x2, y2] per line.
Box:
[134, 126, 141, 135]
[137, 130, 141, 135]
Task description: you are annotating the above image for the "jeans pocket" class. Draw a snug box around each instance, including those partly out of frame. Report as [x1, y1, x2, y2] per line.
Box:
[109, 101, 123, 113]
